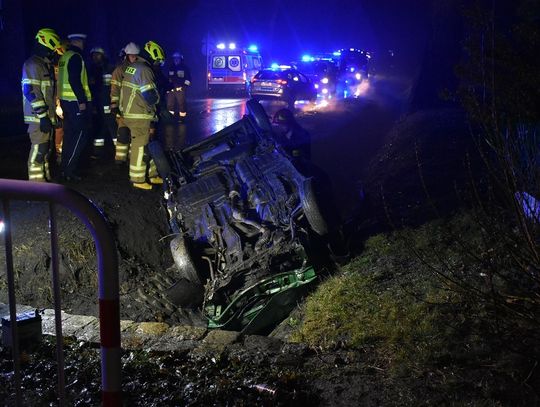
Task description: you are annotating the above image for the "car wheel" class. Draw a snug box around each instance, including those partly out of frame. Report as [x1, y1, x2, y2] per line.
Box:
[246, 98, 272, 132]
[170, 236, 201, 284]
[148, 140, 171, 179]
[301, 178, 329, 236]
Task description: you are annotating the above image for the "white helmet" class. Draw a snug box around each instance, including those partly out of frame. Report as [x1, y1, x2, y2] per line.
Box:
[124, 42, 140, 55]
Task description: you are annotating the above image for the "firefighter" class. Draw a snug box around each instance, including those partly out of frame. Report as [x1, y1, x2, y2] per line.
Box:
[119, 40, 164, 190]
[21, 28, 60, 182]
[57, 33, 92, 182]
[88, 46, 116, 159]
[111, 42, 139, 164]
[166, 51, 191, 122]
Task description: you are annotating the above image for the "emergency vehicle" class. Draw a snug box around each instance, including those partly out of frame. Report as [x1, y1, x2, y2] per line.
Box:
[206, 43, 263, 94]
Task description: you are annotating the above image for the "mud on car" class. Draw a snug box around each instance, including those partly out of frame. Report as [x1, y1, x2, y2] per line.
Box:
[149, 100, 332, 334]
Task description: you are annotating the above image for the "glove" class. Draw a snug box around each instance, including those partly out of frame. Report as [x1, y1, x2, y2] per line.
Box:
[39, 116, 53, 133]
[111, 106, 120, 116]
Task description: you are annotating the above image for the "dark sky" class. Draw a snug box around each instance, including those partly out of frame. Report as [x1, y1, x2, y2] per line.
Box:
[18, 0, 431, 65]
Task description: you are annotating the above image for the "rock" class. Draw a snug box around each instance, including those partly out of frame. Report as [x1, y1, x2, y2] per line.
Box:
[168, 325, 207, 341]
[190, 329, 240, 358]
[135, 322, 170, 335]
[201, 329, 240, 346]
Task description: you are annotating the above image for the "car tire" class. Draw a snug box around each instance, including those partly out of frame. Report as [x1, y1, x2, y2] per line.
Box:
[301, 178, 329, 236]
[170, 236, 201, 284]
[148, 140, 171, 179]
[246, 98, 272, 132]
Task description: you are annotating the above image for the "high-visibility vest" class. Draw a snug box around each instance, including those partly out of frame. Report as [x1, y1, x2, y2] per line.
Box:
[57, 50, 92, 102]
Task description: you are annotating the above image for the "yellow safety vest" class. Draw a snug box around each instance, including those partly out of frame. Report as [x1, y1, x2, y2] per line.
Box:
[57, 50, 92, 102]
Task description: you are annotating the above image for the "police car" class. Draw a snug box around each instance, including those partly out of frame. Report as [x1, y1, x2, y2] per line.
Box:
[250, 65, 317, 108]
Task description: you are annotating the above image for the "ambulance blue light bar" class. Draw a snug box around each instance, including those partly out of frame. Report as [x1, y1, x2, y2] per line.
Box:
[302, 54, 314, 62]
[248, 44, 258, 52]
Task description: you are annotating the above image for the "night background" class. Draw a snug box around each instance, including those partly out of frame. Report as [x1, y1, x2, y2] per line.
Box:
[1, 0, 540, 405]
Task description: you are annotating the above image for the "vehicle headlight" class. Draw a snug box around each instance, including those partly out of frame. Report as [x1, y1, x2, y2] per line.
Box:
[355, 73, 362, 80]
[314, 83, 319, 89]
[321, 77, 329, 84]
[322, 88, 329, 94]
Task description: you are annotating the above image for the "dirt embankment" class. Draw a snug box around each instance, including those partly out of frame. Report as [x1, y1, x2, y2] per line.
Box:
[0, 145, 174, 320]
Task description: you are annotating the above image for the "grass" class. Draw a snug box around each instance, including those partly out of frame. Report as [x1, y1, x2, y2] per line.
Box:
[290, 212, 540, 403]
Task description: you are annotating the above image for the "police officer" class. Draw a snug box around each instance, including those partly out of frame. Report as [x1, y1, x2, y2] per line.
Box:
[21, 28, 60, 182]
[88, 46, 115, 159]
[119, 40, 164, 190]
[167, 51, 191, 122]
[57, 33, 92, 181]
[111, 42, 139, 164]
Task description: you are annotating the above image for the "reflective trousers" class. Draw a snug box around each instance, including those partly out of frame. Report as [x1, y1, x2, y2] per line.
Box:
[27, 123, 51, 182]
[122, 119, 157, 183]
[166, 88, 187, 118]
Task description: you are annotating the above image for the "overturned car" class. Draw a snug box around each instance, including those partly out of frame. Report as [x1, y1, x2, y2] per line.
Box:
[149, 100, 333, 334]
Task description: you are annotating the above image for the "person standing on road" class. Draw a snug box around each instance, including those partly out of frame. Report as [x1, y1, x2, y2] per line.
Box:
[119, 40, 164, 190]
[21, 28, 61, 182]
[57, 33, 92, 181]
[167, 52, 191, 122]
[88, 46, 116, 159]
[111, 42, 139, 164]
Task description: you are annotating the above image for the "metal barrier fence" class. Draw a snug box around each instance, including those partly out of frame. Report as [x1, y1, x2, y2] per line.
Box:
[0, 179, 121, 406]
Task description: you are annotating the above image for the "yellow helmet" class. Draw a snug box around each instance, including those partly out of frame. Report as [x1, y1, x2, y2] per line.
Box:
[144, 41, 165, 63]
[35, 28, 61, 51]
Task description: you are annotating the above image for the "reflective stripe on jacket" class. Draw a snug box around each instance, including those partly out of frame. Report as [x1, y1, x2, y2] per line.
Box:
[21, 55, 56, 124]
[57, 50, 92, 102]
[119, 57, 159, 120]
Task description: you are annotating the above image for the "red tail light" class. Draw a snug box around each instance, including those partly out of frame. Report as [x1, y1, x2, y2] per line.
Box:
[276, 79, 287, 85]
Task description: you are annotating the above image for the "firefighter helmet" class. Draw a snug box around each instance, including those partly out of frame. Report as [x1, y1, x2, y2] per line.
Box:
[90, 46, 106, 55]
[35, 28, 61, 51]
[144, 41, 166, 63]
[124, 42, 140, 55]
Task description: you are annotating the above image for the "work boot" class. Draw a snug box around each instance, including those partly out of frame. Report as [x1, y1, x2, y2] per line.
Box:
[149, 176, 163, 185]
[132, 182, 153, 190]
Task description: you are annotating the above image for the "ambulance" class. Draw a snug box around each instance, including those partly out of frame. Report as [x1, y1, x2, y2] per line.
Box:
[207, 43, 263, 94]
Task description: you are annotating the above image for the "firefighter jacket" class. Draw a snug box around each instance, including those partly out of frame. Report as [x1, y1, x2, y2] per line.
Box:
[110, 59, 129, 108]
[167, 62, 192, 89]
[57, 47, 92, 103]
[89, 61, 114, 114]
[119, 57, 160, 120]
[21, 55, 56, 124]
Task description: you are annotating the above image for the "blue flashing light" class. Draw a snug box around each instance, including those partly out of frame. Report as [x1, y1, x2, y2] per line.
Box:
[271, 62, 279, 69]
[301, 54, 314, 62]
[248, 44, 258, 52]
[333, 51, 341, 56]
[217, 43, 225, 50]
[229, 43, 236, 50]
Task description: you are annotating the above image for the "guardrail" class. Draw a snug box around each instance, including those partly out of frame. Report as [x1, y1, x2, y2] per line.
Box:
[0, 179, 121, 406]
